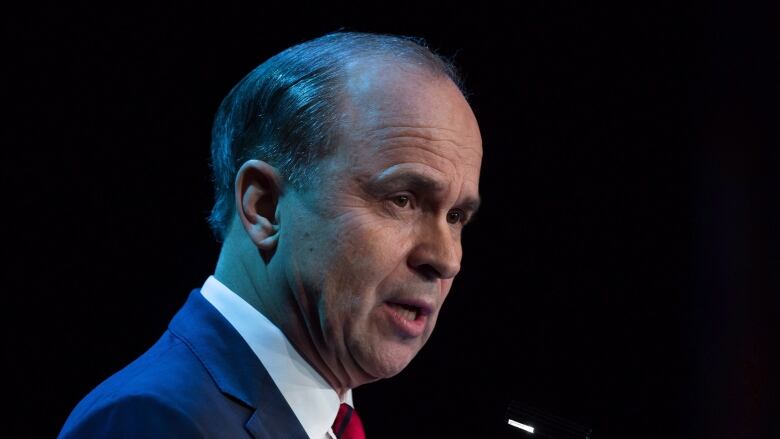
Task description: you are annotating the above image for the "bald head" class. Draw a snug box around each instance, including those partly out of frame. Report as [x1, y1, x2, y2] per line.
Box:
[208, 32, 466, 241]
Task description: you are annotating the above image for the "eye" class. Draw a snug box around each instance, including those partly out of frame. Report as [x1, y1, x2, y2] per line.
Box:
[392, 195, 411, 208]
[447, 209, 465, 224]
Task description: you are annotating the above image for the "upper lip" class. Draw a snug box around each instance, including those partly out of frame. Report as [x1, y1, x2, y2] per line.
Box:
[386, 298, 435, 317]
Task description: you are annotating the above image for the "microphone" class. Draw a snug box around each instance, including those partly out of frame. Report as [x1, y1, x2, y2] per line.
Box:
[505, 400, 592, 439]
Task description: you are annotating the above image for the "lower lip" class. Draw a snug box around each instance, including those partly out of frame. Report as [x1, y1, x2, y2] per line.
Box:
[383, 303, 428, 338]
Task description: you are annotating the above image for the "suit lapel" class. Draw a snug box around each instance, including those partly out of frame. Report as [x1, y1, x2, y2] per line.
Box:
[244, 397, 311, 439]
[169, 290, 309, 439]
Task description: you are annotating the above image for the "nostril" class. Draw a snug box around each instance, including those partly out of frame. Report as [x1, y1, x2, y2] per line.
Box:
[414, 263, 442, 281]
[407, 236, 461, 280]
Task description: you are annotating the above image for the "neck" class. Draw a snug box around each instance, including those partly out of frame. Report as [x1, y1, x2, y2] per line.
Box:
[214, 221, 356, 398]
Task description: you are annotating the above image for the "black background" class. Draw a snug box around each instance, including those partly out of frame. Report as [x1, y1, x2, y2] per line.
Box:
[4, 2, 778, 438]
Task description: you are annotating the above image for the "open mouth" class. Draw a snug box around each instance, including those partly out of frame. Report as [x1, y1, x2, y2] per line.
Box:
[387, 302, 421, 321]
[383, 300, 431, 337]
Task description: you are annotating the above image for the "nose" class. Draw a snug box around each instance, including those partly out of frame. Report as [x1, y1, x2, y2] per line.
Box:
[407, 220, 462, 280]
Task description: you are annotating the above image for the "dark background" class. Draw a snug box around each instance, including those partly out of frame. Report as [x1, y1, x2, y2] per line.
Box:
[4, 2, 777, 438]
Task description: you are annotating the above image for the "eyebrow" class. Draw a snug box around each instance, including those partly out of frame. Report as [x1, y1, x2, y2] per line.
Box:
[460, 196, 482, 216]
[365, 169, 482, 215]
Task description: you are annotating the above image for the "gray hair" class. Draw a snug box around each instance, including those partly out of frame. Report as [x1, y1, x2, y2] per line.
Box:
[208, 31, 464, 241]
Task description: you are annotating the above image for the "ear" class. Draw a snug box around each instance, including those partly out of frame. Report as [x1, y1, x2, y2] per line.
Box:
[234, 160, 283, 251]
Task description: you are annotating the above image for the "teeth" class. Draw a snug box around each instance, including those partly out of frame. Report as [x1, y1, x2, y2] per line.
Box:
[393, 304, 418, 321]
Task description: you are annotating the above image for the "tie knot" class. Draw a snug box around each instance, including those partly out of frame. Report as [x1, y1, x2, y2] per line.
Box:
[331, 403, 366, 439]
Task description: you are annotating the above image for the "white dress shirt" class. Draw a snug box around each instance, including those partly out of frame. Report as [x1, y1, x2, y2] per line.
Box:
[200, 276, 353, 439]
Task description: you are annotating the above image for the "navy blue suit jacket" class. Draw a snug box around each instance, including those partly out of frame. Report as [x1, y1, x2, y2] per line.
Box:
[59, 290, 310, 438]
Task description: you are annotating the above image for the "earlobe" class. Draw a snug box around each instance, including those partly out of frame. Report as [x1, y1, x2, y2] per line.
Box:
[234, 160, 283, 251]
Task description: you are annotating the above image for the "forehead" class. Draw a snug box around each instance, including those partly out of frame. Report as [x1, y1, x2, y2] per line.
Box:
[331, 61, 483, 180]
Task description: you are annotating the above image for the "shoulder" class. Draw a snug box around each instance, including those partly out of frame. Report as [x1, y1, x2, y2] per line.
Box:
[58, 392, 204, 438]
[58, 330, 235, 438]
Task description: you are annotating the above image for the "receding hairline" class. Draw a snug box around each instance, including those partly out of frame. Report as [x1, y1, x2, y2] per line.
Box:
[333, 56, 474, 135]
[333, 54, 469, 125]
[207, 32, 467, 241]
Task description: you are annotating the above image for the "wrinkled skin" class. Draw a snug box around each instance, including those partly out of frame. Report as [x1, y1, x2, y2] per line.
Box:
[224, 61, 483, 398]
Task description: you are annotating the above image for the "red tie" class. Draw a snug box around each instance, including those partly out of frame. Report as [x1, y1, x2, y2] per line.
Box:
[331, 403, 366, 439]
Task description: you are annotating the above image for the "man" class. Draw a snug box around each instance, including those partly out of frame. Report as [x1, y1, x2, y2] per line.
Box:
[59, 31, 482, 438]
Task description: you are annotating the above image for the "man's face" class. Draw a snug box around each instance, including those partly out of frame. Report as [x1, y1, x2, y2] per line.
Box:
[277, 63, 482, 386]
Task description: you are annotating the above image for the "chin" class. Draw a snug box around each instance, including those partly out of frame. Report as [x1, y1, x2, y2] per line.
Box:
[356, 341, 421, 380]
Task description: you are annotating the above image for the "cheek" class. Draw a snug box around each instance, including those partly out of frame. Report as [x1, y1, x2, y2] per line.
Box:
[336, 214, 411, 272]
[321, 219, 410, 311]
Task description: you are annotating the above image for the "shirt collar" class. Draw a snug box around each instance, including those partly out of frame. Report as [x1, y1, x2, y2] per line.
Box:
[200, 275, 353, 438]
